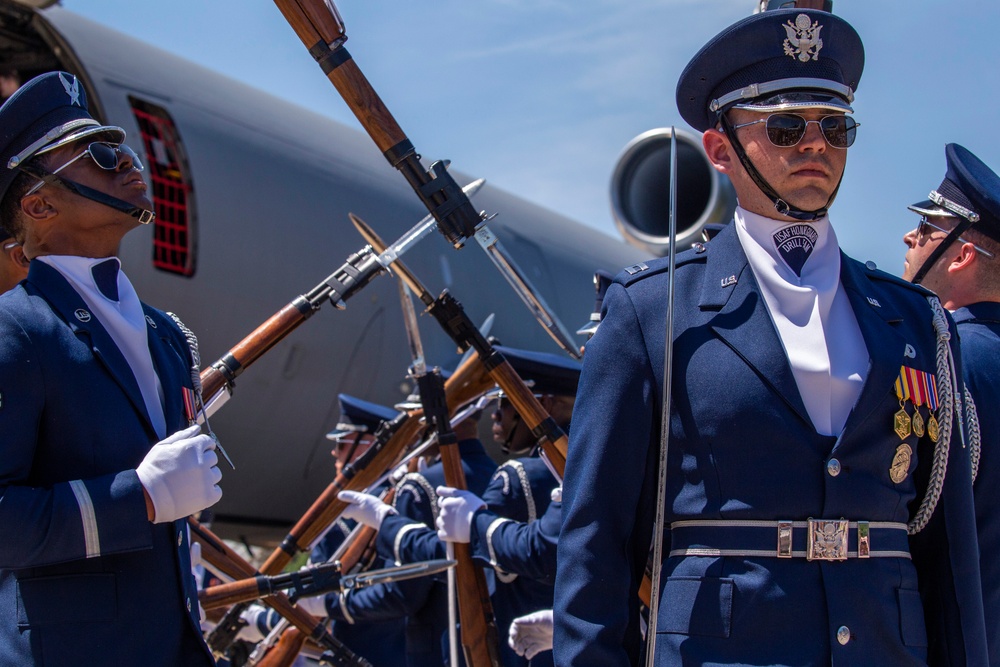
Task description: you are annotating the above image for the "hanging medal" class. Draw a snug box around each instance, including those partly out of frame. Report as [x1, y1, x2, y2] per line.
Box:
[910, 367, 926, 438]
[925, 370, 940, 443]
[893, 370, 912, 441]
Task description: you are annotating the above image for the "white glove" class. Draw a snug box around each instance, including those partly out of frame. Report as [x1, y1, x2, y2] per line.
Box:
[136, 424, 223, 523]
[296, 593, 328, 618]
[337, 490, 396, 530]
[435, 486, 485, 543]
[235, 604, 269, 643]
[508, 609, 554, 659]
[550, 486, 562, 503]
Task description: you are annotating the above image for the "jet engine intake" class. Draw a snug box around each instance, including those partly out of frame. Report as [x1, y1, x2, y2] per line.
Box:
[611, 128, 736, 257]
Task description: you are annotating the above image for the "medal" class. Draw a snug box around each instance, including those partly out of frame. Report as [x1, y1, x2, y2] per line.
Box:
[928, 413, 940, 443]
[911, 407, 925, 438]
[894, 404, 912, 441]
[889, 443, 913, 484]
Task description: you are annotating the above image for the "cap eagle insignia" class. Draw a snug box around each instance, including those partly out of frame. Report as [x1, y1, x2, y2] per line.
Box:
[783, 14, 823, 62]
[58, 72, 81, 106]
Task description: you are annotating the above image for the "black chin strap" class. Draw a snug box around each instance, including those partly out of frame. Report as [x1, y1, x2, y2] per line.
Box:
[21, 167, 155, 224]
[910, 218, 976, 285]
[720, 114, 842, 222]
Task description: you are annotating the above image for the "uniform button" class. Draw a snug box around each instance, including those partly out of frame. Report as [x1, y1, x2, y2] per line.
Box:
[837, 625, 851, 645]
[186, 598, 192, 613]
[865, 260, 877, 271]
[827, 458, 842, 477]
[177, 532, 183, 546]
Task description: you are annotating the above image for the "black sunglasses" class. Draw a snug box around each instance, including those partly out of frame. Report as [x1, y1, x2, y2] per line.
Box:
[917, 216, 995, 259]
[730, 113, 859, 149]
[24, 142, 144, 197]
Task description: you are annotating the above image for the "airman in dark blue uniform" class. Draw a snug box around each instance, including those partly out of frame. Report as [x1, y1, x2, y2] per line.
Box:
[554, 10, 987, 667]
[0, 72, 222, 666]
[307, 394, 408, 666]
[902, 143, 1000, 665]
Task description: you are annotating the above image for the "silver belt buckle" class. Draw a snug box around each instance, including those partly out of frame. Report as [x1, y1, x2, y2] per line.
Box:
[807, 518, 848, 561]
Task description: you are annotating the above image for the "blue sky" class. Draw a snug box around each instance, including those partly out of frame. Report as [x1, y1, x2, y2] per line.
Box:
[64, 0, 1000, 274]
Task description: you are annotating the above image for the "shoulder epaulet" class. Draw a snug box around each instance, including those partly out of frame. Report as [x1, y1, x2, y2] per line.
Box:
[616, 245, 706, 287]
[856, 259, 934, 298]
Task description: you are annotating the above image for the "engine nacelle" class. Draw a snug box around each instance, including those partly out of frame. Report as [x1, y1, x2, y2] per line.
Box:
[610, 128, 736, 257]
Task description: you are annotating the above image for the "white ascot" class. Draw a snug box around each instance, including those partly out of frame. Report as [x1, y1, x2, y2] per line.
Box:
[734, 208, 867, 436]
[39, 255, 167, 438]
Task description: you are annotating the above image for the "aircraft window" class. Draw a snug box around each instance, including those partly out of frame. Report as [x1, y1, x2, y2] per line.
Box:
[129, 97, 197, 277]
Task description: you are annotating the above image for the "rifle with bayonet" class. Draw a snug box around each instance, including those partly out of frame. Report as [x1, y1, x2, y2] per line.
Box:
[271, 0, 582, 361]
[197, 179, 485, 409]
[397, 278, 501, 667]
[352, 213, 570, 478]
[189, 519, 372, 667]
[256, 350, 496, 578]
[250, 394, 496, 666]
[200, 558, 455, 611]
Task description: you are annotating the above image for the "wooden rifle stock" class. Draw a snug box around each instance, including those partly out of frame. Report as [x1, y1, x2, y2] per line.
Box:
[256, 627, 308, 667]
[258, 353, 495, 576]
[200, 301, 311, 400]
[272, 0, 481, 248]
[417, 370, 501, 667]
[440, 447, 502, 667]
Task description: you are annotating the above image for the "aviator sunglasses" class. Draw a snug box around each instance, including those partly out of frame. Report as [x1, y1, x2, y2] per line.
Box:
[730, 113, 859, 149]
[917, 216, 995, 259]
[24, 142, 144, 197]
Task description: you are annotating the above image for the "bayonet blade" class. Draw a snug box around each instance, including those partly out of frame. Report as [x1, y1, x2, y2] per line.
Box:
[374, 179, 486, 270]
[472, 224, 582, 360]
[342, 559, 456, 590]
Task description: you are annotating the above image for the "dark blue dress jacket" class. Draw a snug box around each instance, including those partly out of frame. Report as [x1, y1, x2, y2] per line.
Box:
[553, 224, 987, 667]
[955, 302, 1000, 666]
[0, 260, 214, 666]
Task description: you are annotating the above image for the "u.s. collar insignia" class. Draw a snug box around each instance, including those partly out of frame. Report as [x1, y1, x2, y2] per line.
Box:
[58, 72, 81, 106]
[783, 14, 824, 62]
[721, 275, 737, 288]
[145, 315, 157, 328]
[74, 308, 91, 322]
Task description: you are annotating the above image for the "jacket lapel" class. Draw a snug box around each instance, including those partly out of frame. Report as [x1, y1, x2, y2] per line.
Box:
[700, 225, 811, 425]
[835, 256, 906, 441]
[27, 260, 156, 437]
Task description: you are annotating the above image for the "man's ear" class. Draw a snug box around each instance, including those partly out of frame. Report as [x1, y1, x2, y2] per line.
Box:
[9, 244, 29, 269]
[20, 192, 57, 222]
[703, 128, 735, 175]
[948, 242, 980, 275]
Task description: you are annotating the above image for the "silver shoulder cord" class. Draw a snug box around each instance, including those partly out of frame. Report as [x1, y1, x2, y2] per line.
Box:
[644, 128, 678, 664]
[908, 296, 981, 533]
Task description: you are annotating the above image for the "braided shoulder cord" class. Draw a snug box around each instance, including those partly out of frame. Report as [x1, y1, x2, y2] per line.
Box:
[965, 386, 982, 484]
[166, 311, 203, 396]
[908, 297, 956, 535]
